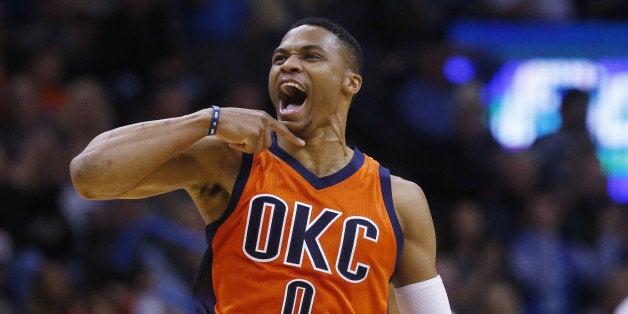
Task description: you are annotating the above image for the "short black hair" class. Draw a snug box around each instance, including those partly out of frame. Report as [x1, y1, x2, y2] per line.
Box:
[290, 17, 363, 74]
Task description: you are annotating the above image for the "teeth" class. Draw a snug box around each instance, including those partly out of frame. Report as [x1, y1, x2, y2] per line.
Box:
[280, 82, 305, 95]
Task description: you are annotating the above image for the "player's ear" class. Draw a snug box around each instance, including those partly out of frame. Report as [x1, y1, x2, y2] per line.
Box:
[343, 72, 362, 95]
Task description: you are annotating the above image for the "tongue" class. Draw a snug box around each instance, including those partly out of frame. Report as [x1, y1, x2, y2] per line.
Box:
[284, 103, 302, 113]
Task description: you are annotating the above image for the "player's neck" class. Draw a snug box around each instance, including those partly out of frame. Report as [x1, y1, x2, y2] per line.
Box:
[278, 135, 354, 178]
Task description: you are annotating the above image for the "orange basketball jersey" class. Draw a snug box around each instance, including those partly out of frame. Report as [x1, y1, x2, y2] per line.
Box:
[193, 138, 404, 313]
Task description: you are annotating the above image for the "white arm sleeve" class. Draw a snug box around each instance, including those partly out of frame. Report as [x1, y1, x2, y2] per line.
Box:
[394, 275, 452, 314]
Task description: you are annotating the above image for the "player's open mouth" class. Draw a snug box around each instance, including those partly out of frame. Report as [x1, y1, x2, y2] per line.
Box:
[278, 81, 307, 114]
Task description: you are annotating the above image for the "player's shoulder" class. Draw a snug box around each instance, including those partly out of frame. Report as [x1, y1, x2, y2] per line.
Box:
[389, 175, 432, 230]
[390, 175, 424, 201]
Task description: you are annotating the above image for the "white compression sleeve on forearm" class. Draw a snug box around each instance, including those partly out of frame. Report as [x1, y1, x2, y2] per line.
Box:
[394, 275, 452, 314]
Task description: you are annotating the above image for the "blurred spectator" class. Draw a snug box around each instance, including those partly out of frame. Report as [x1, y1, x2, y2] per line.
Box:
[480, 280, 522, 314]
[511, 192, 627, 313]
[1, 75, 46, 150]
[110, 193, 203, 313]
[531, 88, 613, 252]
[58, 77, 113, 138]
[150, 53, 204, 108]
[509, 192, 574, 314]
[531, 88, 596, 190]
[7, 125, 71, 258]
[0, 57, 7, 120]
[439, 200, 519, 313]
[3, 122, 72, 313]
[440, 81, 502, 201]
[56, 77, 115, 258]
[601, 266, 628, 313]
[25, 261, 78, 314]
[391, 42, 460, 202]
[28, 48, 67, 115]
[148, 84, 194, 120]
[0, 228, 13, 313]
[570, 204, 627, 311]
[561, 148, 614, 251]
[396, 42, 457, 140]
[484, 150, 540, 241]
[100, 0, 180, 124]
[221, 82, 268, 111]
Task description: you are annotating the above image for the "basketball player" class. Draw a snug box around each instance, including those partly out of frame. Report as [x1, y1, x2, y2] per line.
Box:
[70, 17, 452, 313]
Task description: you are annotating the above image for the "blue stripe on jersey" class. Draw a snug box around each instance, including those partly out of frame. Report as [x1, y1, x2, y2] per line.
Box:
[269, 134, 365, 190]
[378, 165, 404, 277]
[193, 152, 254, 314]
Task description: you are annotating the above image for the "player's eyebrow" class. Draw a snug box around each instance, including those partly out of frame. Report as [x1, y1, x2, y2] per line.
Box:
[273, 44, 326, 55]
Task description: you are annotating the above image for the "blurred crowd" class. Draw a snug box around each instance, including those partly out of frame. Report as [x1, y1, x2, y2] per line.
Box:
[0, 0, 626, 313]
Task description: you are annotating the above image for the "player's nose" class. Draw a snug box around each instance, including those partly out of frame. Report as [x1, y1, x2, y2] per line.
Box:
[280, 55, 303, 73]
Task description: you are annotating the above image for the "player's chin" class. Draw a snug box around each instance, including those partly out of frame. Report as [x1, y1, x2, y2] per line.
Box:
[278, 117, 310, 137]
[278, 119, 302, 133]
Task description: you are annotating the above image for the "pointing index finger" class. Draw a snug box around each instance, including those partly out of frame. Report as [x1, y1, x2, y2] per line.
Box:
[268, 119, 305, 147]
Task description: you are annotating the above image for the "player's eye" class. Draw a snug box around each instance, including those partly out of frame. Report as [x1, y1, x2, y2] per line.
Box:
[304, 53, 321, 60]
[273, 55, 287, 64]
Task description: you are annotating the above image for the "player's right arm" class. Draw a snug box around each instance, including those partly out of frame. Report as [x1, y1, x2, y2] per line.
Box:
[69, 107, 304, 203]
[389, 176, 452, 313]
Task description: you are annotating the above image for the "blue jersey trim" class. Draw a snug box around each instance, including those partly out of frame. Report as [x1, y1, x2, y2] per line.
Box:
[378, 166, 404, 278]
[269, 134, 365, 190]
[193, 152, 254, 314]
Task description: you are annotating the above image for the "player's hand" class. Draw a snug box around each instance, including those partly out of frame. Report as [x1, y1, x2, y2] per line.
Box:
[213, 107, 305, 153]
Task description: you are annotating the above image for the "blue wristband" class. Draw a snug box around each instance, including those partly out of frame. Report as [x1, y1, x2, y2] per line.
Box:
[209, 105, 220, 136]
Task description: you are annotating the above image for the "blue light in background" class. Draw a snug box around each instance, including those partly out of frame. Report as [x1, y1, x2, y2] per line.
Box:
[448, 20, 628, 61]
[448, 21, 628, 203]
[443, 55, 475, 84]
[485, 58, 628, 203]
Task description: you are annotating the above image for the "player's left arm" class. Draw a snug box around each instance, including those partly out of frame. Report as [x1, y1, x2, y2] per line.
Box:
[389, 175, 452, 313]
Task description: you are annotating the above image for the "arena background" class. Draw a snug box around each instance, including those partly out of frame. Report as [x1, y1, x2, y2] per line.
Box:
[0, 1, 626, 313]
